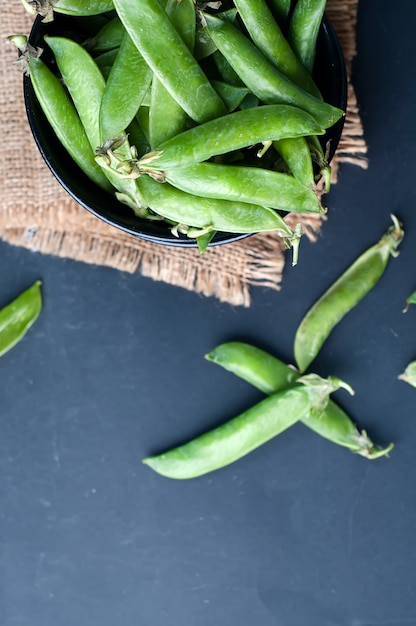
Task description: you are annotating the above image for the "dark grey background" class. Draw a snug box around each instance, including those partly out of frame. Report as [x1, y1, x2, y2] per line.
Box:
[1, 1, 416, 624]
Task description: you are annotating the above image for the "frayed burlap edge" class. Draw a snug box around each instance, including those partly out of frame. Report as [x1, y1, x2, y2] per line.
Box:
[0, 0, 366, 307]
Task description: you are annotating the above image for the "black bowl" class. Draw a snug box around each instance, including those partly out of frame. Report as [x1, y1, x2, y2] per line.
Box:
[24, 12, 347, 248]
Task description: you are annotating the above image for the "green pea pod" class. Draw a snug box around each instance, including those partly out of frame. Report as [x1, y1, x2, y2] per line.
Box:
[233, 0, 321, 98]
[403, 290, 416, 312]
[266, 0, 292, 27]
[46, 36, 144, 212]
[20, 0, 115, 19]
[148, 0, 196, 148]
[288, 0, 327, 74]
[211, 81, 250, 112]
[273, 136, 316, 189]
[0, 281, 42, 358]
[203, 13, 344, 130]
[90, 15, 125, 52]
[142, 374, 348, 479]
[45, 36, 105, 150]
[49, 0, 115, 16]
[12, 38, 111, 192]
[95, 47, 119, 72]
[164, 162, 325, 213]
[294, 215, 404, 374]
[399, 362, 416, 388]
[138, 104, 324, 171]
[194, 9, 238, 60]
[135, 175, 295, 235]
[206, 342, 393, 459]
[100, 31, 152, 141]
[112, 0, 227, 123]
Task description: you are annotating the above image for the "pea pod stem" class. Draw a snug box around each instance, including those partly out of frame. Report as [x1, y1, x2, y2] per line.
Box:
[0, 281, 42, 358]
[294, 215, 404, 374]
[206, 342, 394, 459]
[142, 374, 347, 479]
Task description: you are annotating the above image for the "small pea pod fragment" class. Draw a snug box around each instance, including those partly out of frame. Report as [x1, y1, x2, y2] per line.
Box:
[142, 374, 349, 479]
[403, 290, 416, 312]
[0, 281, 42, 357]
[399, 362, 416, 388]
[294, 215, 404, 374]
[206, 342, 393, 459]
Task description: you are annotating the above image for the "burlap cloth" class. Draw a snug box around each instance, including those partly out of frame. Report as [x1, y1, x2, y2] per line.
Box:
[1, 0, 366, 306]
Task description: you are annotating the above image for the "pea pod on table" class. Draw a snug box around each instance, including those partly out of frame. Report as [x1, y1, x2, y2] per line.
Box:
[142, 374, 350, 479]
[294, 215, 404, 373]
[0, 281, 42, 358]
[206, 342, 393, 459]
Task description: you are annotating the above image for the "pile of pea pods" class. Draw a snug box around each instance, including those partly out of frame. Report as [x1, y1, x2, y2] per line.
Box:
[13, 0, 344, 254]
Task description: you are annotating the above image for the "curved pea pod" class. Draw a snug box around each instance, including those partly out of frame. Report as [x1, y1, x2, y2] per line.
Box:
[136, 175, 296, 235]
[0, 281, 42, 358]
[266, 0, 291, 27]
[45, 36, 105, 150]
[233, 0, 321, 98]
[211, 81, 250, 112]
[403, 290, 416, 312]
[90, 16, 125, 52]
[112, 0, 227, 123]
[148, 0, 196, 148]
[294, 215, 404, 374]
[49, 0, 115, 16]
[288, 0, 327, 74]
[273, 136, 316, 189]
[142, 374, 348, 479]
[137, 104, 324, 171]
[164, 162, 325, 214]
[45, 36, 143, 211]
[399, 362, 416, 388]
[206, 342, 394, 459]
[203, 13, 344, 130]
[17, 47, 112, 191]
[21, 0, 115, 19]
[99, 31, 152, 141]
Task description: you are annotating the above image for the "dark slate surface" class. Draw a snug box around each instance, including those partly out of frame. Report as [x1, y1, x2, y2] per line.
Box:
[1, 1, 416, 624]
